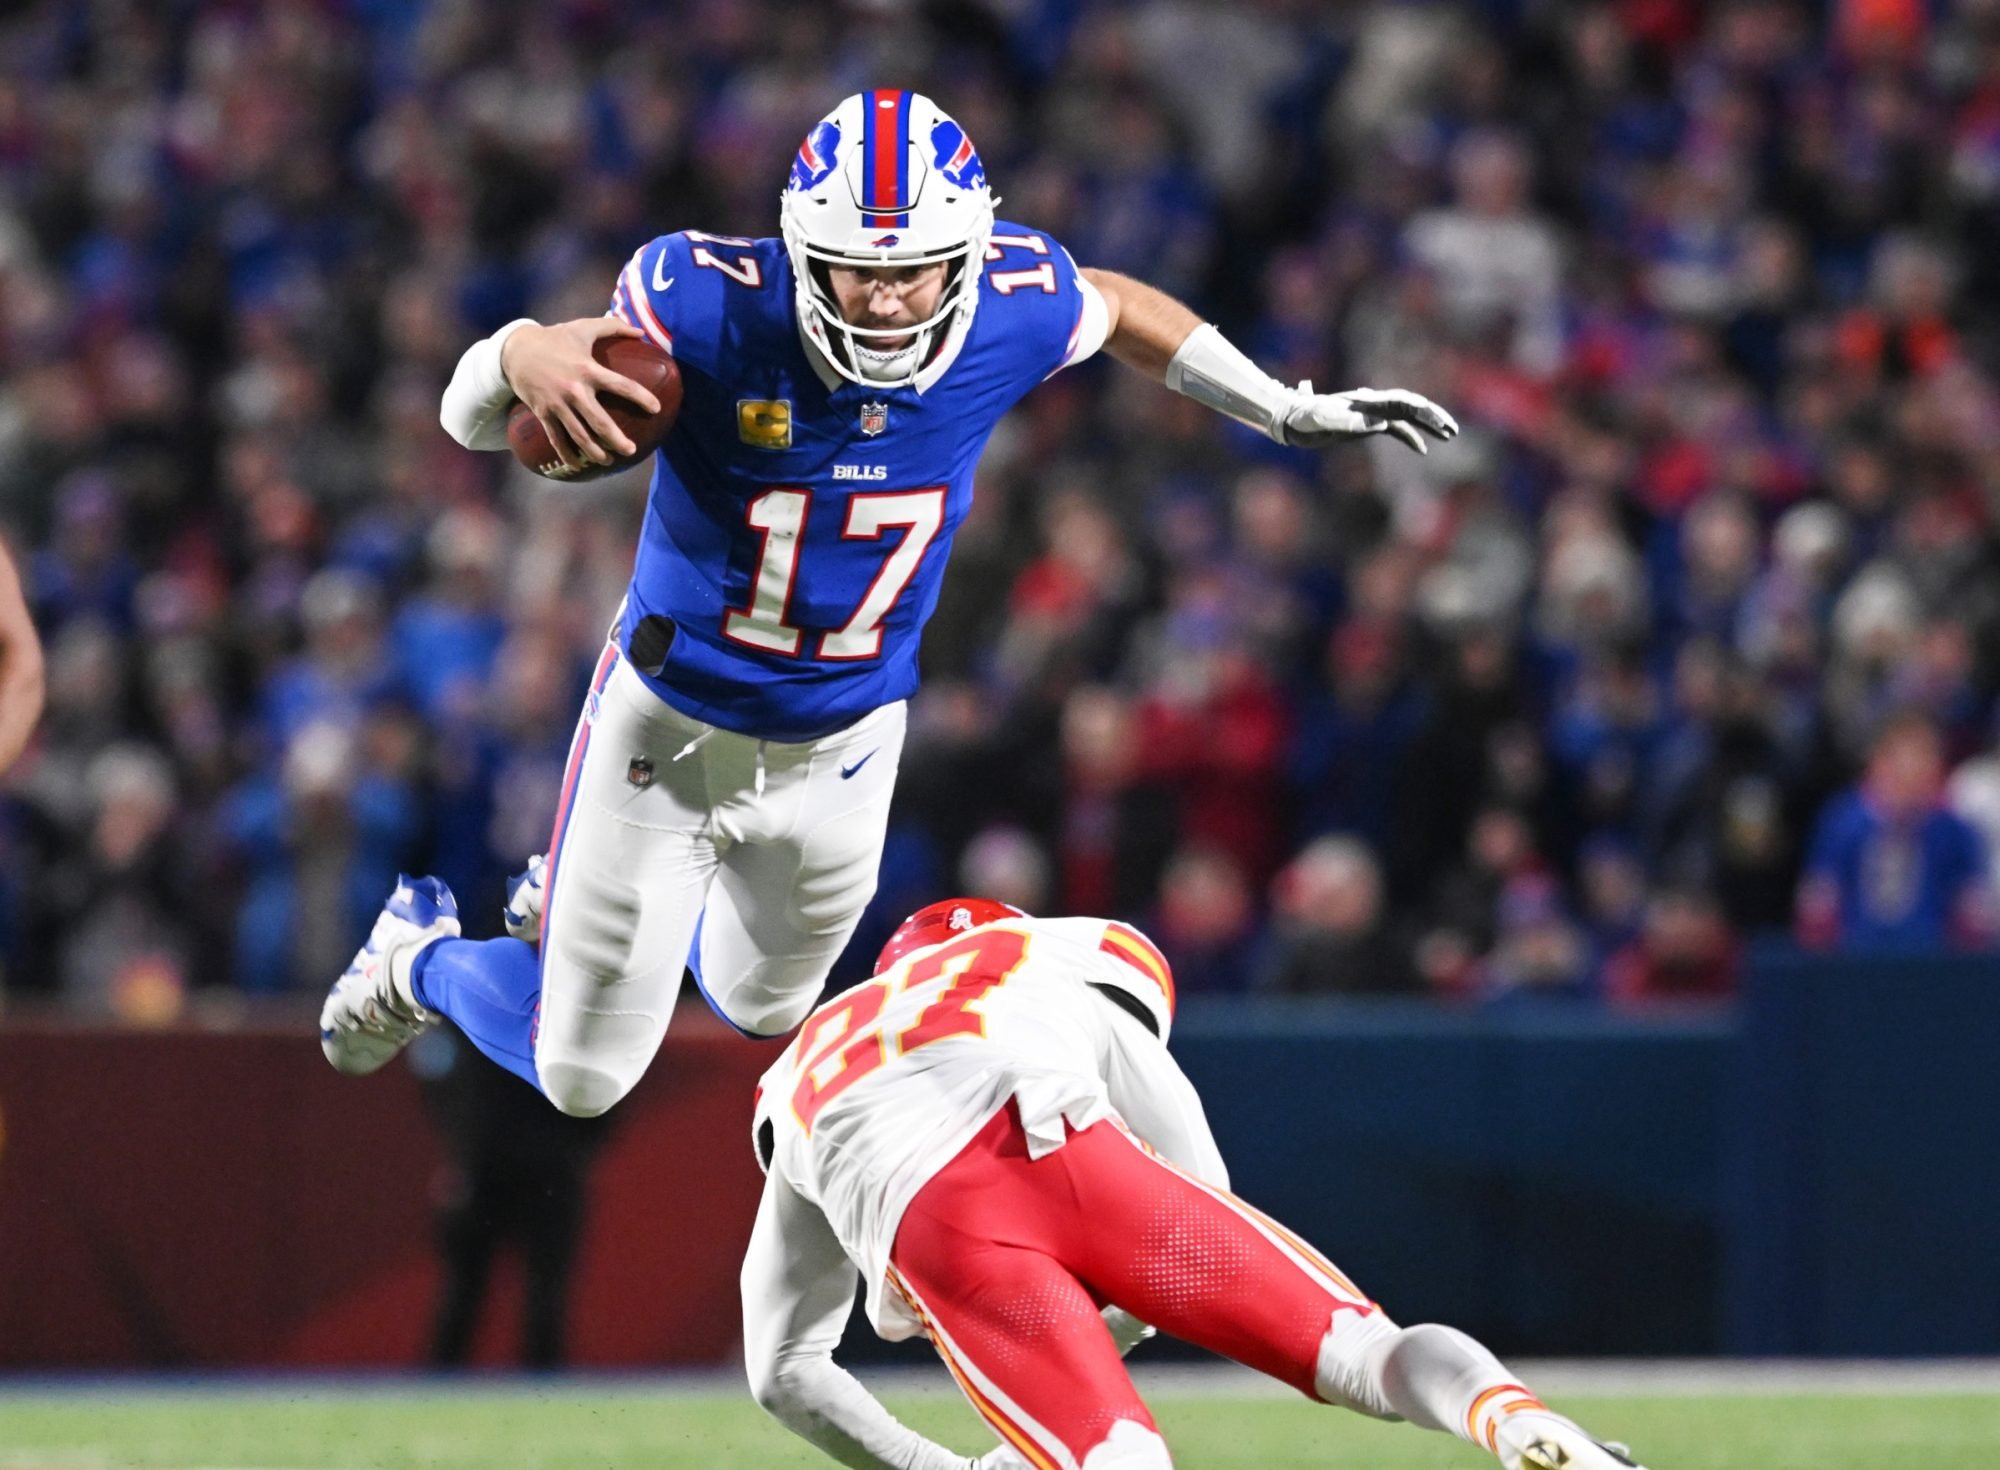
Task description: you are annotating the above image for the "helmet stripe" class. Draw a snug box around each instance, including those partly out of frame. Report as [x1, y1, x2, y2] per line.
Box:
[865, 88, 910, 227]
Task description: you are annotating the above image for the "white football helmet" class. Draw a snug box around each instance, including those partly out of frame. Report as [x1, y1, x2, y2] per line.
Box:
[779, 90, 996, 387]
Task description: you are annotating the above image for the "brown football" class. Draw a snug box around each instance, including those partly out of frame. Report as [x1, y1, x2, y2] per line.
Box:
[506, 336, 682, 482]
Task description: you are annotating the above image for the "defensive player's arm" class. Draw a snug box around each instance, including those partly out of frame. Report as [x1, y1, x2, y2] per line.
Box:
[1098, 1003, 1229, 1189]
[741, 1171, 979, 1470]
[439, 319, 662, 469]
[0, 540, 44, 774]
[1080, 267, 1459, 454]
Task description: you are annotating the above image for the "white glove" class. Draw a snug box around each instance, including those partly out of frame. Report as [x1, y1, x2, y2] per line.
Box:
[502, 853, 546, 943]
[1162, 324, 1458, 454]
[1278, 383, 1459, 454]
[1102, 1305, 1156, 1357]
[971, 1448, 1035, 1470]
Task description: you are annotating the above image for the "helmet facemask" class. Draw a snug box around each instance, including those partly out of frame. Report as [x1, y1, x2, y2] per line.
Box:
[787, 223, 989, 388]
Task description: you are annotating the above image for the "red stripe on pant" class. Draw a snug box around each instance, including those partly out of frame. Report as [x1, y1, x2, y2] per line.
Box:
[889, 1103, 1376, 1466]
[538, 643, 620, 981]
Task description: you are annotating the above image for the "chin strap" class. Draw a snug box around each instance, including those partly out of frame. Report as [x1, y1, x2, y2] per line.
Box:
[851, 339, 926, 383]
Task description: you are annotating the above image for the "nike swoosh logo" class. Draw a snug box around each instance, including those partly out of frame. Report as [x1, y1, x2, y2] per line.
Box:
[653, 254, 674, 293]
[840, 750, 877, 780]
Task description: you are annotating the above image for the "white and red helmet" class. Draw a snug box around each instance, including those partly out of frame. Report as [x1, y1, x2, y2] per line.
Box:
[874, 900, 1177, 1043]
[779, 90, 995, 388]
[874, 896, 1024, 975]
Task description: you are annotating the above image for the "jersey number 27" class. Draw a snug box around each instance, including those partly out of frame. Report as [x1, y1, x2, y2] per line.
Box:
[790, 926, 1029, 1131]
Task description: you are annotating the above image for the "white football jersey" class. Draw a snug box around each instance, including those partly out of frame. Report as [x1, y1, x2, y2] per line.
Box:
[751, 914, 1203, 1337]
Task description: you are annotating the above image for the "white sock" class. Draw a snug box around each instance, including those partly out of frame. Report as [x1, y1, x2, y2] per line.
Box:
[1079, 1419, 1172, 1469]
[1317, 1313, 1552, 1451]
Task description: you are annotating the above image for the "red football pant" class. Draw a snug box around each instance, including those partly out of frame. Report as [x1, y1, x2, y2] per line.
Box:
[888, 1103, 1377, 1469]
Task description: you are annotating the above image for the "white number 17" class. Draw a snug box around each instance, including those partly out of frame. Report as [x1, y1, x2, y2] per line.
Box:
[723, 487, 945, 661]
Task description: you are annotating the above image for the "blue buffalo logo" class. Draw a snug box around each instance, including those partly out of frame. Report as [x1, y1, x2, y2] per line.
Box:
[929, 119, 985, 190]
[789, 120, 842, 191]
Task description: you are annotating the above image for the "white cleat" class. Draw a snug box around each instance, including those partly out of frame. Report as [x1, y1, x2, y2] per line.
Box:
[1499, 1417, 1647, 1470]
[318, 874, 459, 1075]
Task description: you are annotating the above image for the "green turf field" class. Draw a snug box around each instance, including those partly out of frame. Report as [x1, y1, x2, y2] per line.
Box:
[2, 1381, 1997, 1470]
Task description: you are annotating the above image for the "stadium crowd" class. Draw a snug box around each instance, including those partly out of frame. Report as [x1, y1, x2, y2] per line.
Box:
[2, 0, 1998, 1018]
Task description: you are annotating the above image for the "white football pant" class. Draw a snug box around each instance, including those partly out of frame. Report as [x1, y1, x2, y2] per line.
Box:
[536, 645, 904, 1116]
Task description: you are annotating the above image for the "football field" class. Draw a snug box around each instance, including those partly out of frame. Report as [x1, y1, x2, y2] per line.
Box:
[4, 1367, 1998, 1470]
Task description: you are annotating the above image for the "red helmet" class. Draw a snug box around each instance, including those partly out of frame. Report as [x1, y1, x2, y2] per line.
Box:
[874, 897, 1026, 974]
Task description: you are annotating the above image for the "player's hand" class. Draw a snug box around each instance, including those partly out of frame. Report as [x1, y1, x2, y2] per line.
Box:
[969, 1448, 1034, 1470]
[500, 317, 664, 470]
[1279, 384, 1459, 454]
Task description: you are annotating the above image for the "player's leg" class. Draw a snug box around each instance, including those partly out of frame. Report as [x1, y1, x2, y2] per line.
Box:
[320, 646, 631, 1085]
[890, 1111, 1171, 1470]
[694, 702, 905, 1037]
[333, 645, 712, 1111]
[1051, 1123, 1643, 1470]
[528, 652, 719, 1114]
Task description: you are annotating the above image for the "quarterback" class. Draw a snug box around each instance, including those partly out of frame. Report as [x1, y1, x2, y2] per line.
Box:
[318, 92, 1456, 1114]
[741, 899, 1646, 1470]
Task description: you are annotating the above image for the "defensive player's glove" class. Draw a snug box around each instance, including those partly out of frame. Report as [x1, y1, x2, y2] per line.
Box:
[970, 1448, 1034, 1470]
[1277, 384, 1459, 454]
[503, 853, 546, 943]
[1102, 1305, 1156, 1357]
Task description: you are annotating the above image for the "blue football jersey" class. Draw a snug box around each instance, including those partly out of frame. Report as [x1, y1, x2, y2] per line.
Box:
[603, 224, 1092, 742]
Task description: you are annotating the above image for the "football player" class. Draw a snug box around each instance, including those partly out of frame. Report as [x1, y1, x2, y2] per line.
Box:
[740, 899, 1646, 1470]
[318, 92, 1457, 1116]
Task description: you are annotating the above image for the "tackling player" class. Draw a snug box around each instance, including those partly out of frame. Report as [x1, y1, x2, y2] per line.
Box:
[318, 92, 1457, 1116]
[740, 899, 1647, 1470]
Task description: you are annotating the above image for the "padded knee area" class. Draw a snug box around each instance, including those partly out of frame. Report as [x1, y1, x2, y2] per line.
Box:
[537, 1057, 636, 1118]
[714, 982, 819, 1039]
[1080, 1419, 1172, 1469]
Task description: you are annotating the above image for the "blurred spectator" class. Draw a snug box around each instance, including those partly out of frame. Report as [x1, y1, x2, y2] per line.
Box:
[1577, 835, 1647, 959]
[1151, 844, 1260, 994]
[1603, 887, 1742, 1005]
[960, 825, 1053, 916]
[1797, 712, 1995, 951]
[1403, 130, 1565, 374]
[1479, 877, 1596, 1004]
[1261, 836, 1416, 996]
[1288, 621, 1424, 852]
[1057, 686, 1177, 920]
[1, 0, 1997, 1011]
[412, 1028, 610, 1370]
[38, 744, 191, 1018]
[1420, 804, 1549, 984]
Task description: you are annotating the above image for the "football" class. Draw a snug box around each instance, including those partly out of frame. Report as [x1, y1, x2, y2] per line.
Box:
[507, 336, 682, 481]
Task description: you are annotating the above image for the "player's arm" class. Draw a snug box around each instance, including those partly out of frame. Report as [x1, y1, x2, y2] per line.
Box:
[741, 1172, 981, 1470]
[439, 316, 662, 469]
[0, 540, 44, 774]
[1080, 267, 1459, 454]
[1098, 1004, 1229, 1189]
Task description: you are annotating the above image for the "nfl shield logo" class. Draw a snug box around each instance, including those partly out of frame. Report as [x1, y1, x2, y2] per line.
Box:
[859, 400, 889, 437]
